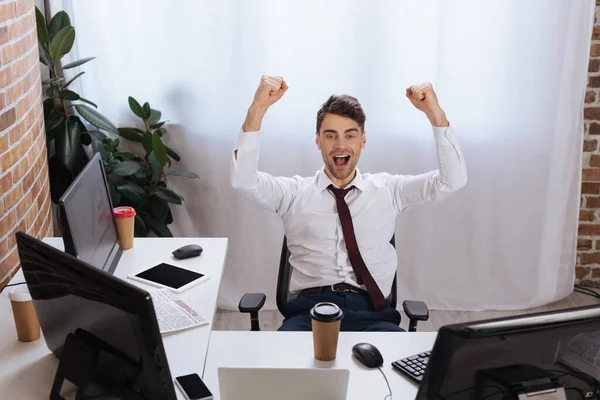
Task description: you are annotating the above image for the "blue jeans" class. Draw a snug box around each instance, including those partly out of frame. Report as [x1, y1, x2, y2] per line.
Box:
[278, 291, 404, 332]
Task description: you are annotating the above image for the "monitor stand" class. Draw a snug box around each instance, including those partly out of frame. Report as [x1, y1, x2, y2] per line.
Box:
[476, 364, 567, 400]
[50, 329, 138, 400]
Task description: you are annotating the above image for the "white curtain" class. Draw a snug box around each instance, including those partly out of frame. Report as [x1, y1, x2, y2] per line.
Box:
[49, 0, 594, 311]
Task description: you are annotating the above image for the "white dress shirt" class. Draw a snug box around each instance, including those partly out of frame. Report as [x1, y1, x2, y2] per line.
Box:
[230, 125, 467, 297]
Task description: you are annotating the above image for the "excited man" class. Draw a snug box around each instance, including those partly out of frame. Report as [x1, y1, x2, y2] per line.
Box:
[231, 76, 467, 331]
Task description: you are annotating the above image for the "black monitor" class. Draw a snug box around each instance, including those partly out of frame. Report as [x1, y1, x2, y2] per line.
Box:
[416, 305, 600, 399]
[15, 231, 176, 400]
[58, 152, 122, 274]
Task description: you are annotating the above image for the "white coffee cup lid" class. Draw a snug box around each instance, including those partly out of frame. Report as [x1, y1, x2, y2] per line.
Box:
[9, 291, 31, 302]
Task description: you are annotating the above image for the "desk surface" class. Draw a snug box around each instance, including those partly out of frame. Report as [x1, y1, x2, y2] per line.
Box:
[0, 237, 228, 400]
[203, 331, 437, 400]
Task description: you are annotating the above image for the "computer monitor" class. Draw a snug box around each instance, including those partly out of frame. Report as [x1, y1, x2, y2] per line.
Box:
[15, 231, 176, 400]
[416, 305, 600, 400]
[58, 152, 122, 274]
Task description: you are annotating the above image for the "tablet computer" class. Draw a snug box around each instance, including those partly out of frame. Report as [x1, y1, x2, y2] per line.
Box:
[127, 263, 210, 293]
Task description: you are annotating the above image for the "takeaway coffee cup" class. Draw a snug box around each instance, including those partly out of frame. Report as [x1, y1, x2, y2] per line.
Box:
[310, 302, 344, 361]
[113, 206, 136, 250]
[9, 291, 40, 342]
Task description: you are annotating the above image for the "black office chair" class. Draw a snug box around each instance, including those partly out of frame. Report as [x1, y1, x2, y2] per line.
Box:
[238, 236, 430, 332]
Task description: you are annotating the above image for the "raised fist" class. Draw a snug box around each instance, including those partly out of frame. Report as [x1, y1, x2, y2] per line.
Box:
[406, 82, 448, 126]
[252, 76, 288, 109]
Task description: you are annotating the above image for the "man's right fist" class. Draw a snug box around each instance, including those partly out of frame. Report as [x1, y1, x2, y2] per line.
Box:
[252, 76, 288, 109]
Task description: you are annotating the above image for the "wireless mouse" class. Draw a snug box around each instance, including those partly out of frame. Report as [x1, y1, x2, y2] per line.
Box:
[352, 342, 384, 368]
[172, 244, 203, 260]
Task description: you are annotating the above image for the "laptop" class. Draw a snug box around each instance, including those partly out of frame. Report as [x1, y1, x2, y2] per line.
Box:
[218, 367, 350, 400]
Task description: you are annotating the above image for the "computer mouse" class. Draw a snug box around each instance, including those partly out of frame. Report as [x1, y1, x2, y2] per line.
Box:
[352, 342, 384, 368]
[172, 244, 203, 260]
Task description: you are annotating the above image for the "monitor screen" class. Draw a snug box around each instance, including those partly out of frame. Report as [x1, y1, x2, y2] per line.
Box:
[15, 231, 176, 399]
[417, 306, 600, 399]
[59, 153, 122, 273]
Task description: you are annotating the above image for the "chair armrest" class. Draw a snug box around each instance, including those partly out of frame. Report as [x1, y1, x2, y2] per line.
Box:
[238, 293, 266, 313]
[402, 300, 429, 322]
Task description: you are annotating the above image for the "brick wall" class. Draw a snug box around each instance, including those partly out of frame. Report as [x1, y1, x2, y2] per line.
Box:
[0, 0, 52, 290]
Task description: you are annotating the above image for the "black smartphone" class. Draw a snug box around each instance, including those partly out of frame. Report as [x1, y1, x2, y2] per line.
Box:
[175, 374, 213, 400]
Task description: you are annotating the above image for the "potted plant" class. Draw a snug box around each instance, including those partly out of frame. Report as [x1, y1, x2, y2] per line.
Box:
[36, 7, 117, 202]
[91, 97, 198, 237]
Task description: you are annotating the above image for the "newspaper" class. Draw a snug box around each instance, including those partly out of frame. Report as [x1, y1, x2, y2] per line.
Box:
[149, 289, 209, 335]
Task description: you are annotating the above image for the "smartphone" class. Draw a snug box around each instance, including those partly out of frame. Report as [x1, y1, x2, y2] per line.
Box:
[175, 374, 213, 400]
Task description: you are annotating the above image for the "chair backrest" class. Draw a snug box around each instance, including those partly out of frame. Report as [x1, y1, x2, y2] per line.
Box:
[275, 236, 398, 317]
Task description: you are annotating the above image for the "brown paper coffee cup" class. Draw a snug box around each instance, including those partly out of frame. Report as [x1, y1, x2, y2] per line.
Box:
[310, 302, 343, 361]
[9, 291, 40, 342]
[113, 207, 136, 250]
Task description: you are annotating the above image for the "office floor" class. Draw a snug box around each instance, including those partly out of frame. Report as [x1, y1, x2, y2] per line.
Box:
[213, 291, 600, 331]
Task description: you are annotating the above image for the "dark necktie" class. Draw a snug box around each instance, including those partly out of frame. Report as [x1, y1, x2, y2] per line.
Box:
[328, 184, 386, 310]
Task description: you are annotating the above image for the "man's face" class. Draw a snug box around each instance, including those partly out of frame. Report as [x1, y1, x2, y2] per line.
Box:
[315, 113, 366, 183]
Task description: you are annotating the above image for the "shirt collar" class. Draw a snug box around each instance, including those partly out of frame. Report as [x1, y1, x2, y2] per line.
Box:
[316, 166, 365, 192]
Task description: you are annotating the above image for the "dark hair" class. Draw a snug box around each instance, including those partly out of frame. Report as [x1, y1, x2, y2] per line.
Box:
[316, 94, 366, 133]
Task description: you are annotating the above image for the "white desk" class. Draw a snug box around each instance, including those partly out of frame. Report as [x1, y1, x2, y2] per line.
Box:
[0, 237, 228, 400]
[203, 331, 438, 400]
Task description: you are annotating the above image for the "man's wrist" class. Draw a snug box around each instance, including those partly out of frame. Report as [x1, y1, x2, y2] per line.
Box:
[242, 104, 268, 132]
[427, 108, 449, 127]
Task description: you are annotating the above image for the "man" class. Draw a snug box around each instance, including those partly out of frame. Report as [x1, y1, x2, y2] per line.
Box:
[231, 76, 467, 331]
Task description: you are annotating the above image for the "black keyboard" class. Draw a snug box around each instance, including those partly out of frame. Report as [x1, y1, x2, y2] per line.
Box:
[391, 350, 431, 383]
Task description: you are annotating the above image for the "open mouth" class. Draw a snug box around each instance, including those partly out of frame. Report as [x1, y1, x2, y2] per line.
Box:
[332, 154, 351, 167]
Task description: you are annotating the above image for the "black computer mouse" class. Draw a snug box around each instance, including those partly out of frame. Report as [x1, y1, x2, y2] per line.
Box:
[352, 342, 384, 368]
[172, 244, 203, 260]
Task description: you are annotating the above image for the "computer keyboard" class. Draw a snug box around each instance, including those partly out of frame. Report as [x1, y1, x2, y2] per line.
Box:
[391, 350, 431, 383]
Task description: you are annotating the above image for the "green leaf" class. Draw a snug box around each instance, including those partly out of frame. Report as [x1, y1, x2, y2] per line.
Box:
[59, 89, 80, 100]
[48, 11, 71, 40]
[45, 108, 65, 132]
[142, 133, 152, 155]
[165, 208, 173, 224]
[46, 84, 58, 97]
[112, 161, 142, 176]
[88, 130, 107, 141]
[135, 167, 152, 179]
[143, 102, 151, 118]
[49, 26, 75, 62]
[152, 187, 183, 205]
[55, 118, 81, 174]
[149, 197, 170, 221]
[150, 152, 163, 181]
[116, 181, 147, 205]
[63, 71, 84, 88]
[128, 96, 146, 119]
[152, 132, 167, 167]
[154, 127, 166, 136]
[150, 122, 165, 130]
[114, 152, 140, 161]
[75, 104, 117, 134]
[148, 109, 161, 124]
[134, 215, 148, 237]
[141, 214, 173, 237]
[104, 137, 119, 150]
[43, 97, 55, 116]
[38, 40, 51, 67]
[63, 57, 95, 69]
[42, 77, 64, 85]
[166, 146, 181, 162]
[167, 170, 199, 179]
[92, 139, 106, 160]
[78, 97, 97, 108]
[115, 128, 143, 143]
[35, 7, 49, 44]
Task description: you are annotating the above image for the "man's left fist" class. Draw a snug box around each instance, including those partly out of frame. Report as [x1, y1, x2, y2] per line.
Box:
[406, 82, 449, 127]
